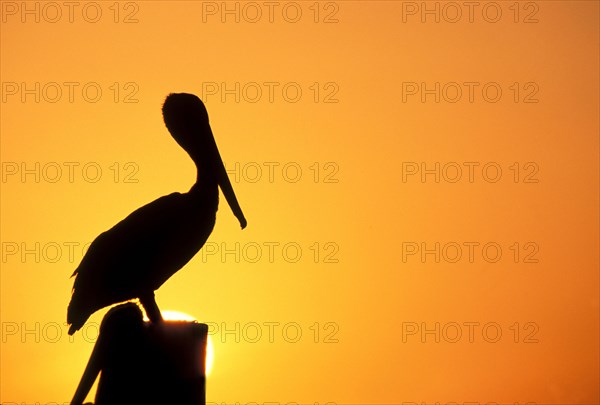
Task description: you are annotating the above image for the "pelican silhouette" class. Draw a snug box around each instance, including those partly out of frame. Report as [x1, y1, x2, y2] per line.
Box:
[67, 93, 246, 335]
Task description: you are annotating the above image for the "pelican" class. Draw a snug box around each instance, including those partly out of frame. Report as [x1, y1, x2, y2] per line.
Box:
[67, 93, 246, 335]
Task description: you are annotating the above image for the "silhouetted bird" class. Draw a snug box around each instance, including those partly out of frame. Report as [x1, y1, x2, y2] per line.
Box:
[67, 93, 246, 335]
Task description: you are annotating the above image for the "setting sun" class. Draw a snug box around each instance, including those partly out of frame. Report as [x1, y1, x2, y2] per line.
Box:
[160, 310, 214, 376]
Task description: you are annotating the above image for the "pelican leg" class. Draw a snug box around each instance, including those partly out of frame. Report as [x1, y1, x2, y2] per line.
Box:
[140, 292, 163, 324]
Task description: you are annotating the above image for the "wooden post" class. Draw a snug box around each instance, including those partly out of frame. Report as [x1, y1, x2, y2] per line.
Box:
[94, 321, 208, 405]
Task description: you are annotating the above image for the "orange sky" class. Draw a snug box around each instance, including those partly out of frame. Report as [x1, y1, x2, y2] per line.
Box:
[1, 1, 599, 403]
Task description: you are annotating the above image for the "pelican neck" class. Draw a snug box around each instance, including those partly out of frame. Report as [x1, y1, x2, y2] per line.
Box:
[189, 176, 217, 192]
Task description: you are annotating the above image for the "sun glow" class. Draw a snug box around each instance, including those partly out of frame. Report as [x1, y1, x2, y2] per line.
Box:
[156, 310, 214, 376]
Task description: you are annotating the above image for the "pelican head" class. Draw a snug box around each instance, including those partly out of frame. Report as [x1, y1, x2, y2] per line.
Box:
[162, 92, 247, 229]
[162, 93, 213, 164]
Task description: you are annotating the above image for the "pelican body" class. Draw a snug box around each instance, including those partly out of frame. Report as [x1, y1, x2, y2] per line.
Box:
[67, 93, 246, 335]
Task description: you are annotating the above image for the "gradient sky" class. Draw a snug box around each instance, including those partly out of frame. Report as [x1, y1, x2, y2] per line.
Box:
[1, 1, 599, 403]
